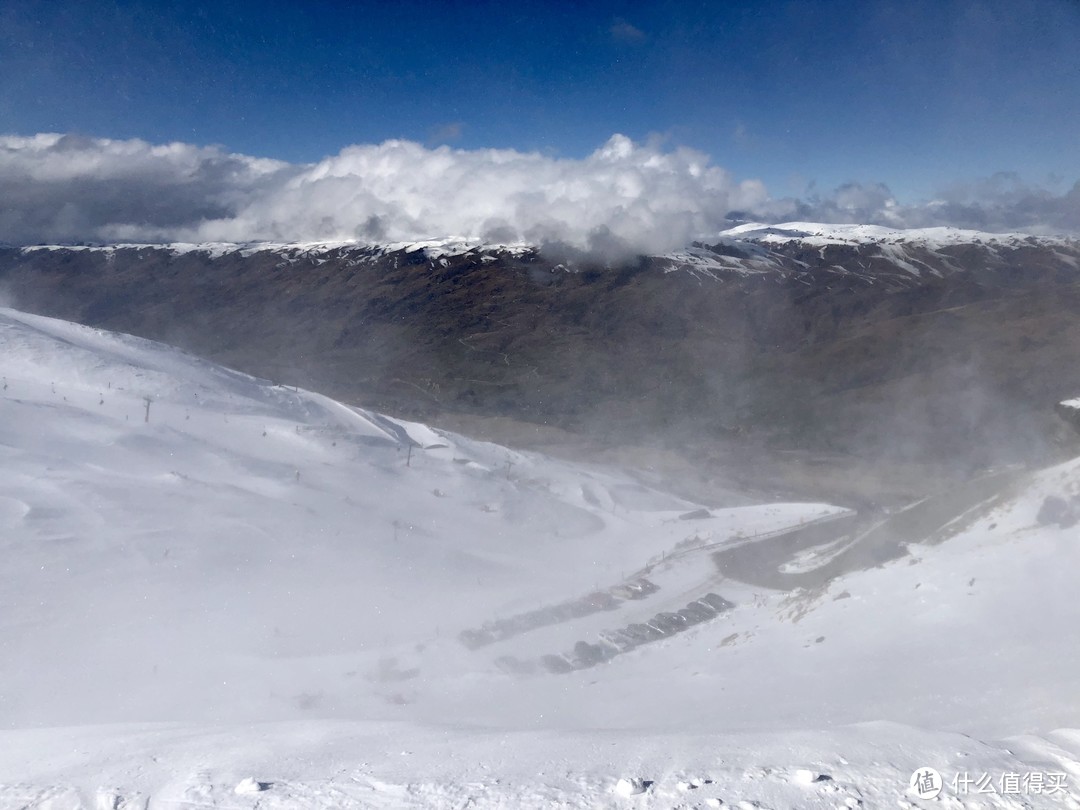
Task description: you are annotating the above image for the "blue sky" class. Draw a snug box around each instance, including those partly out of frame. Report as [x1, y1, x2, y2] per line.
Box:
[2, 0, 1078, 202]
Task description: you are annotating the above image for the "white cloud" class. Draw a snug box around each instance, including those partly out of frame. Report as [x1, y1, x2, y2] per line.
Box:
[0, 133, 292, 245]
[199, 135, 769, 255]
[0, 133, 768, 255]
[610, 18, 647, 44]
[755, 176, 1080, 236]
[426, 121, 465, 146]
[1, 133, 1077, 253]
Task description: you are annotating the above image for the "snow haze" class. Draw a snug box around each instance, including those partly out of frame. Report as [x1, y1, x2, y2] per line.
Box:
[3, 308, 1080, 806]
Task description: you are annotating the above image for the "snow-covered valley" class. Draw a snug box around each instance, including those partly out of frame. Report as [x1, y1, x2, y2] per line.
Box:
[2, 307, 1080, 808]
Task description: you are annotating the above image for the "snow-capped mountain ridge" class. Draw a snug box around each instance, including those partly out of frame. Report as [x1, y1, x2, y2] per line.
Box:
[16, 221, 1080, 296]
[16, 220, 1077, 263]
[679, 221, 1080, 281]
[17, 237, 538, 262]
[717, 220, 1070, 246]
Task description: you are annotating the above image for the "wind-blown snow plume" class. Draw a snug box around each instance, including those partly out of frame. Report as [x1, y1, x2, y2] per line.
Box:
[2, 132, 1078, 251]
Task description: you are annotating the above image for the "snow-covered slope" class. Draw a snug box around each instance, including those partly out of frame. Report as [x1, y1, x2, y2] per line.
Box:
[2, 308, 1080, 808]
[663, 220, 1080, 281]
[717, 221, 1045, 247]
[16, 237, 536, 263]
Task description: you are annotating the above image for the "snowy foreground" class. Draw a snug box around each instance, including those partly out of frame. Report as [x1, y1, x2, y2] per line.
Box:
[1, 307, 1079, 808]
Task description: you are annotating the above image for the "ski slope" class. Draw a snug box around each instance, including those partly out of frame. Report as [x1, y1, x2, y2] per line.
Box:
[1, 307, 1080, 808]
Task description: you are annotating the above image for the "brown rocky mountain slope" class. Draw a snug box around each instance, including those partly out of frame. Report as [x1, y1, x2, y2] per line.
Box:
[3, 230, 1080, 505]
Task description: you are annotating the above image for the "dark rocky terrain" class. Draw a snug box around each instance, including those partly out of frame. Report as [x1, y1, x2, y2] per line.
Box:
[3, 228, 1080, 506]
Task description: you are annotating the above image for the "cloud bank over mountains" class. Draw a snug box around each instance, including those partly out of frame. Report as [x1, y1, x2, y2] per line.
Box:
[758, 176, 1080, 237]
[1, 132, 1077, 253]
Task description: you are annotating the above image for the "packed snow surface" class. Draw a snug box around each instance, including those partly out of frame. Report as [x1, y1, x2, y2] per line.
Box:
[1, 307, 1080, 807]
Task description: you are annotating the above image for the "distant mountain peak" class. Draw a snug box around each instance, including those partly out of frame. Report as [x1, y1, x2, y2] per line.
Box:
[714, 221, 1074, 248]
[15, 221, 1076, 266]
